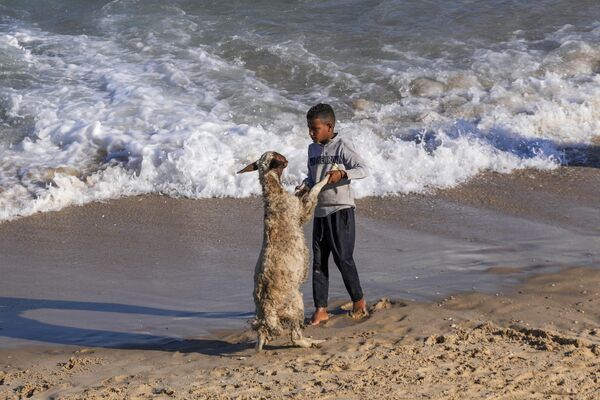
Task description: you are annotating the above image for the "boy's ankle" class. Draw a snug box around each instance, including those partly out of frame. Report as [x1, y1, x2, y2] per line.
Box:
[309, 307, 329, 325]
[353, 298, 366, 310]
[314, 306, 328, 315]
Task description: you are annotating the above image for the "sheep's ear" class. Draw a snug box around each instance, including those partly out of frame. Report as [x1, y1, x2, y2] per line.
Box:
[237, 161, 258, 174]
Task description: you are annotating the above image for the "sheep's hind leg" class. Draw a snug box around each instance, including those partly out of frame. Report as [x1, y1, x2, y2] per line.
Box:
[291, 325, 325, 348]
[256, 332, 268, 352]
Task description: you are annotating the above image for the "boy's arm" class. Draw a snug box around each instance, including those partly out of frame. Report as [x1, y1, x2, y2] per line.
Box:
[341, 138, 368, 180]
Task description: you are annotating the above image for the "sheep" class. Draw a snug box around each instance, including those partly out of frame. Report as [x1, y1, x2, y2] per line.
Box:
[237, 151, 333, 351]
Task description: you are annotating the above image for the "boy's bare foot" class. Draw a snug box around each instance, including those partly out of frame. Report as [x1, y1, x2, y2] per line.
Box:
[309, 307, 329, 325]
[349, 298, 369, 320]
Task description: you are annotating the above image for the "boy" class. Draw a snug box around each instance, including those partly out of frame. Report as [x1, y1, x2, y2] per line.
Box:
[296, 103, 368, 325]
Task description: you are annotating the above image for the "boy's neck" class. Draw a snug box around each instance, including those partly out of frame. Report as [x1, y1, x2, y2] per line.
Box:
[318, 132, 337, 145]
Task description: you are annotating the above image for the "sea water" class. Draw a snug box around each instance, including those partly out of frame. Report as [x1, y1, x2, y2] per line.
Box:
[1, 0, 600, 221]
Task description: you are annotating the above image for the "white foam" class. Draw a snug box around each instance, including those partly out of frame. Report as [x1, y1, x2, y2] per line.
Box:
[1, 14, 599, 222]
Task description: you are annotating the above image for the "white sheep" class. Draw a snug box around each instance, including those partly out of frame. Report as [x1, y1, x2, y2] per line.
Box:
[238, 151, 333, 351]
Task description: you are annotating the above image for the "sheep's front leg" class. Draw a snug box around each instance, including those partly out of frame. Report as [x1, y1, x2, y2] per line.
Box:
[298, 165, 338, 224]
[300, 164, 340, 224]
[291, 324, 325, 348]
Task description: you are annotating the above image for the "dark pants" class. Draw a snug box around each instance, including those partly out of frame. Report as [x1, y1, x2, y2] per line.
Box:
[312, 208, 364, 308]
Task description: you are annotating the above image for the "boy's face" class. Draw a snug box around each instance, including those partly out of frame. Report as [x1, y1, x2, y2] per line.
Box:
[307, 117, 334, 144]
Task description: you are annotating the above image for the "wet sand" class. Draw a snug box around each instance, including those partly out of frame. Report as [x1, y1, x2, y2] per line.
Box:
[0, 166, 599, 398]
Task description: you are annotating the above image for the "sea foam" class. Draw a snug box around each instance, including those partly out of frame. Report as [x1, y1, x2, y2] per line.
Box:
[1, 6, 599, 221]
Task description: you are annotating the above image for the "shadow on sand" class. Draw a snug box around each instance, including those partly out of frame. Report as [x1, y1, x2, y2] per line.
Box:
[0, 297, 256, 356]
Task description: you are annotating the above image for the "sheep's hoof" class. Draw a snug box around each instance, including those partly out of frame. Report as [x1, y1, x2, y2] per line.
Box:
[256, 335, 267, 352]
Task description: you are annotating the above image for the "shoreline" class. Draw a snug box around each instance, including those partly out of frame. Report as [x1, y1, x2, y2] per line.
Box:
[1, 166, 599, 346]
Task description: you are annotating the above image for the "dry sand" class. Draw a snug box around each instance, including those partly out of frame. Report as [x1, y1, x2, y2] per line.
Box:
[1, 166, 599, 399]
[0, 267, 598, 399]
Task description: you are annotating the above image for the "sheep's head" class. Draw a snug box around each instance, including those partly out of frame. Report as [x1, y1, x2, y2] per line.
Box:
[237, 151, 288, 178]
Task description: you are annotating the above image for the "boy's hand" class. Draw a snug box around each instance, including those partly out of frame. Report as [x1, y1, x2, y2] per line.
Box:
[327, 170, 347, 184]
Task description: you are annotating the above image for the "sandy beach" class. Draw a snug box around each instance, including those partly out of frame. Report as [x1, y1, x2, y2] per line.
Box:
[1, 267, 600, 399]
[1, 166, 599, 399]
[3, 1, 600, 398]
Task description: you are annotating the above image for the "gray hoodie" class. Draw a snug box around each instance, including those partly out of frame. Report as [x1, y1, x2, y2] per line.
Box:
[302, 133, 368, 217]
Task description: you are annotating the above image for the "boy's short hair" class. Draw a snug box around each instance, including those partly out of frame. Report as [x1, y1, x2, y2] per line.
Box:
[306, 103, 335, 126]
